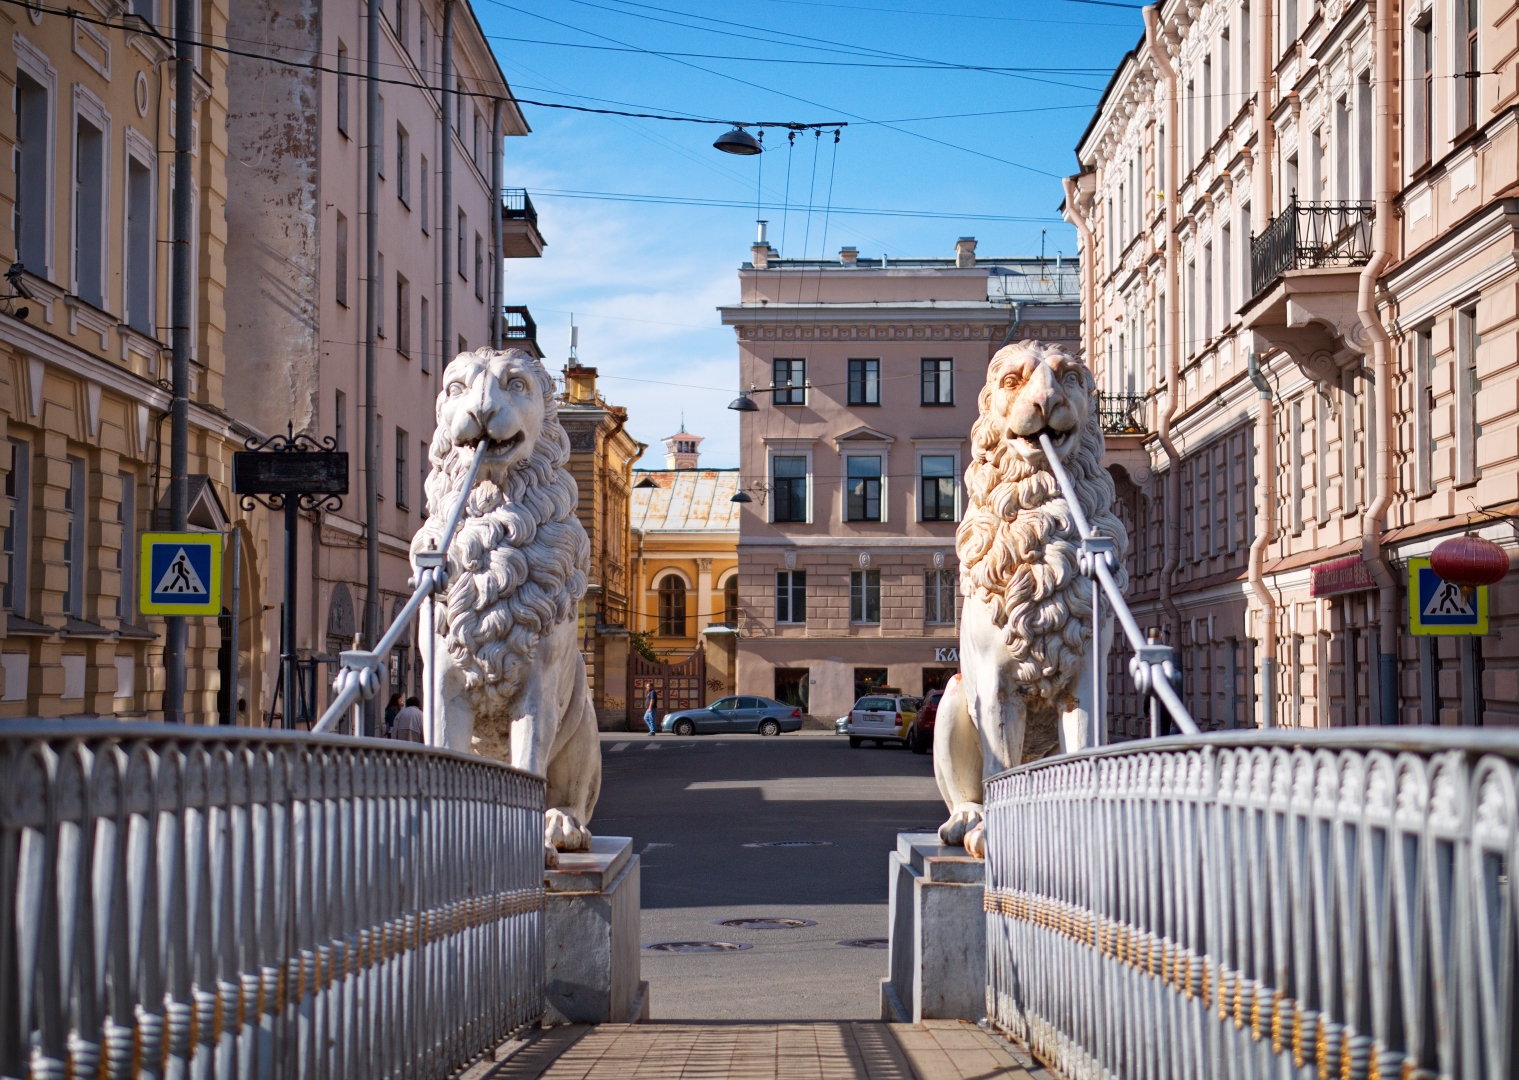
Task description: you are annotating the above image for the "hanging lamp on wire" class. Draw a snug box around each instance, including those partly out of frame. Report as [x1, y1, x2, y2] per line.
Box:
[713, 126, 763, 155]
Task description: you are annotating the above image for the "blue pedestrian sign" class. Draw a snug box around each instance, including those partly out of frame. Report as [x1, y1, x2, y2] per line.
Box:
[1408, 556, 1488, 636]
[140, 532, 222, 616]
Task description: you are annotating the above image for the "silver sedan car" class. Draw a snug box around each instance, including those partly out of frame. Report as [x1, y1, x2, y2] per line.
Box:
[660, 696, 805, 736]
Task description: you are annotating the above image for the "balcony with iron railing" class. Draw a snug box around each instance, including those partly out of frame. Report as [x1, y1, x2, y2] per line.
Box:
[1250, 196, 1373, 297]
[1096, 391, 1147, 435]
[503, 304, 542, 357]
[1241, 197, 1375, 382]
[501, 188, 547, 258]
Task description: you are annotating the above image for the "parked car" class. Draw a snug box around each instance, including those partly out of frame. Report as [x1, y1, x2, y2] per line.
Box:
[906, 689, 943, 754]
[834, 715, 849, 735]
[845, 693, 921, 748]
[661, 696, 805, 736]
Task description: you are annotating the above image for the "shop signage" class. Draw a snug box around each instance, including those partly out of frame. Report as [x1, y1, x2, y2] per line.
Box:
[1408, 557, 1489, 636]
[933, 647, 960, 663]
[1309, 555, 1375, 597]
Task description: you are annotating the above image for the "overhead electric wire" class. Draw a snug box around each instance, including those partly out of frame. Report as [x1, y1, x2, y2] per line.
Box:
[529, 187, 1063, 222]
[753, 0, 1137, 27]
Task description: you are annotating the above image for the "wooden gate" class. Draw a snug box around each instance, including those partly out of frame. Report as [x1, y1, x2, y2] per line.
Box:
[628, 646, 706, 730]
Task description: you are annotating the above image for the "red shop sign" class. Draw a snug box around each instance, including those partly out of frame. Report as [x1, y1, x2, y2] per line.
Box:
[1310, 555, 1375, 597]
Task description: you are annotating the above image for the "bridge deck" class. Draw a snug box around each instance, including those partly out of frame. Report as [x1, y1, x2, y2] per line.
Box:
[478, 1021, 1045, 1080]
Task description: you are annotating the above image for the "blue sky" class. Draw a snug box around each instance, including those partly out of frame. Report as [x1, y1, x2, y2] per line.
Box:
[475, 0, 1146, 466]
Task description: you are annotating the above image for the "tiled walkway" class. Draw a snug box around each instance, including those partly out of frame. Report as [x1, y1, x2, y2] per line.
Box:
[482, 1020, 1046, 1080]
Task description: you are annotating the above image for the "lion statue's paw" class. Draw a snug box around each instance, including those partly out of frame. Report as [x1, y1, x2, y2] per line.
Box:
[963, 824, 986, 860]
[545, 808, 593, 853]
[938, 804, 984, 849]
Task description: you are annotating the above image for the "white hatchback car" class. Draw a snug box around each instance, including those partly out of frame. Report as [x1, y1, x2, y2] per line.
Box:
[846, 694, 921, 748]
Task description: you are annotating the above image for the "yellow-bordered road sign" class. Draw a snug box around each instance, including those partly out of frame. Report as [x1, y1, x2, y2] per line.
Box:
[140, 532, 222, 615]
[1408, 556, 1489, 636]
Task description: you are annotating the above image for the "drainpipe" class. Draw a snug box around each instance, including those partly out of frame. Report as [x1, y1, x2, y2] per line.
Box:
[1143, 5, 1183, 640]
[363, 0, 381, 735]
[490, 99, 503, 349]
[1060, 177, 1092, 363]
[1358, 0, 1398, 724]
[1245, 0, 1278, 726]
[440, 0, 455, 364]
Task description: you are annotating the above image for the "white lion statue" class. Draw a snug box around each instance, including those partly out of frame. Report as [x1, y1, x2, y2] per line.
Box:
[411, 347, 600, 853]
[933, 341, 1128, 857]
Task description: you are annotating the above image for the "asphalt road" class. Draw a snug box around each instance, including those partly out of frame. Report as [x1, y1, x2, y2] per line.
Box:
[593, 730, 945, 1021]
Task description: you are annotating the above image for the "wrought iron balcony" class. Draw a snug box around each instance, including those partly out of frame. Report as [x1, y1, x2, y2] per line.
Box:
[1097, 391, 1147, 435]
[503, 305, 542, 356]
[503, 187, 538, 226]
[1250, 197, 1373, 297]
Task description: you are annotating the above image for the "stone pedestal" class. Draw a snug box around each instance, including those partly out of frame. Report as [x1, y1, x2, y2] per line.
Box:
[881, 832, 985, 1023]
[544, 836, 649, 1024]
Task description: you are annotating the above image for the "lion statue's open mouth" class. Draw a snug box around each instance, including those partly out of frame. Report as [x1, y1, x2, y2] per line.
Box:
[410, 347, 601, 856]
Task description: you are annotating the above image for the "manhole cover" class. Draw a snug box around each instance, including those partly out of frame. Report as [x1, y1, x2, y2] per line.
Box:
[714, 918, 818, 930]
[742, 840, 833, 848]
[838, 938, 890, 949]
[643, 941, 753, 953]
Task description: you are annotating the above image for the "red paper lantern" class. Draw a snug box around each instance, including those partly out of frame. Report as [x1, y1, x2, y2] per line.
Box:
[1430, 534, 1510, 587]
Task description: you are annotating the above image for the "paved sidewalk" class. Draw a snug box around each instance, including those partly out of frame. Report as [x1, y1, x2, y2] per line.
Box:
[483, 1020, 1046, 1080]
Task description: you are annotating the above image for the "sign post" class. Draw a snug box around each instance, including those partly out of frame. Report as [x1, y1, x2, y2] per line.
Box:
[1408, 557, 1489, 636]
[233, 425, 346, 728]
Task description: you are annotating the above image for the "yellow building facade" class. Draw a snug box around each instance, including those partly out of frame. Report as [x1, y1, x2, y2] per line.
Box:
[0, 0, 250, 720]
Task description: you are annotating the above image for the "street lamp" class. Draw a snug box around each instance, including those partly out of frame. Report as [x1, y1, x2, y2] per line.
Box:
[713, 126, 763, 155]
[728, 392, 759, 412]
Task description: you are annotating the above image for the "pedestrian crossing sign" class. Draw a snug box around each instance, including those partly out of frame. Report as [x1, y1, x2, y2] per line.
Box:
[140, 532, 222, 615]
[1408, 556, 1488, 636]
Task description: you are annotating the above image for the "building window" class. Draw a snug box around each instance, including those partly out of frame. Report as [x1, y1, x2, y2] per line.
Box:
[457, 210, 468, 278]
[117, 471, 135, 621]
[125, 154, 154, 334]
[1202, 54, 1212, 149]
[774, 668, 808, 709]
[1457, 0, 1479, 132]
[396, 273, 410, 356]
[335, 389, 348, 456]
[1456, 304, 1479, 485]
[773, 358, 806, 405]
[337, 43, 349, 137]
[420, 296, 430, 374]
[854, 668, 888, 699]
[1290, 398, 1304, 535]
[376, 96, 385, 177]
[776, 570, 805, 624]
[394, 0, 407, 48]
[772, 456, 808, 523]
[921, 359, 953, 405]
[1357, 74, 1373, 201]
[846, 456, 882, 522]
[376, 252, 385, 337]
[657, 574, 687, 636]
[396, 428, 409, 509]
[1282, 0, 1297, 46]
[850, 569, 880, 624]
[848, 359, 879, 405]
[335, 211, 348, 307]
[15, 69, 50, 277]
[474, 111, 483, 163]
[1413, 14, 1433, 166]
[420, 156, 429, 233]
[1315, 390, 1331, 524]
[1241, 4, 1251, 92]
[74, 114, 106, 309]
[723, 576, 738, 627]
[4, 440, 30, 614]
[1341, 372, 1359, 515]
[1220, 225, 1232, 324]
[1202, 243, 1214, 342]
[63, 457, 85, 617]
[925, 567, 957, 624]
[475, 233, 484, 301]
[920, 456, 956, 521]
[1414, 327, 1435, 496]
[375, 414, 384, 498]
[396, 123, 410, 205]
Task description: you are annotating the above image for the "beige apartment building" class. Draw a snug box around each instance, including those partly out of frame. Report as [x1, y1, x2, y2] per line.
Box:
[0, 0, 246, 720]
[720, 236, 1080, 718]
[1071, 0, 1519, 732]
[224, 0, 541, 723]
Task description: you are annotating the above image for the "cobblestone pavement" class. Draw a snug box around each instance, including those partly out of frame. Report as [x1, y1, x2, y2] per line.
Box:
[485, 1020, 1046, 1080]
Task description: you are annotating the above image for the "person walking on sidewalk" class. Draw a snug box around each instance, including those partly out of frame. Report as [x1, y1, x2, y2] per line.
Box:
[643, 684, 659, 736]
[392, 697, 425, 743]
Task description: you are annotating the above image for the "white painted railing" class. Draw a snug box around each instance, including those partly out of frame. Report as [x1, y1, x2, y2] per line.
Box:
[0, 721, 545, 1080]
[983, 729, 1519, 1080]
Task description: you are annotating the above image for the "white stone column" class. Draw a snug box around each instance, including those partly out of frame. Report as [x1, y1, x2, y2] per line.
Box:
[696, 558, 713, 632]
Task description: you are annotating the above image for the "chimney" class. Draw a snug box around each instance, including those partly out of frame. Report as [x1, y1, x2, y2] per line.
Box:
[752, 220, 771, 270]
[955, 237, 977, 268]
[839, 246, 858, 265]
[565, 365, 598, 404]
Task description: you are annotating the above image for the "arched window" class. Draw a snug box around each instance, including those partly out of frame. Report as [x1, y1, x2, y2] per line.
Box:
[723, 576, 738, 628]
[657, 574, 687, 637]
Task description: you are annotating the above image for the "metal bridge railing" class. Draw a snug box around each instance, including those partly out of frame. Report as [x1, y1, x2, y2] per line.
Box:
[0, 720, 545, 1080]
[1039, 434, 1197, 741]
[983, 728, 1519, 1080]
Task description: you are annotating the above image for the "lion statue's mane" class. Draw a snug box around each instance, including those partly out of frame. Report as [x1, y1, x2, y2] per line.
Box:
[411, 362, 590, 718]
[954, 342, 1129, 707]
